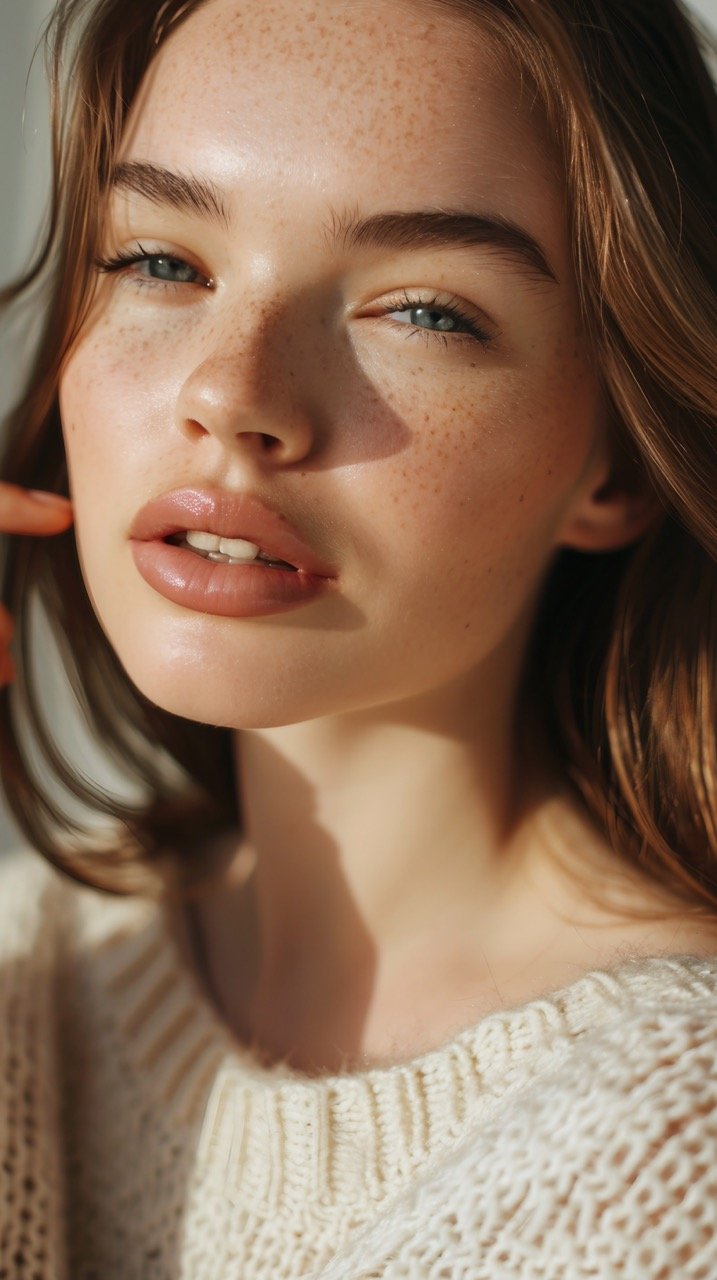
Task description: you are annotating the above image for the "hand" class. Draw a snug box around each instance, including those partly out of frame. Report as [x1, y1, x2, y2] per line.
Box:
[0, 483, 74, 687]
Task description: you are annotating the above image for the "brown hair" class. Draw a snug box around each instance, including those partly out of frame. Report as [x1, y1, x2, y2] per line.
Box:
[1, 0, 716, 918]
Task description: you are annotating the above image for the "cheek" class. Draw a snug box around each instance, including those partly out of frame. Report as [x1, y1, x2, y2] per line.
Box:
[363, 356, 600, 592]
[59, 317, 180, 501]
[59, 349, 107, 524]
[58, 308, 599, 675]
[330, 343, 603, 685]
[58, 326, 173, 616]
[60, 298, 184, 418]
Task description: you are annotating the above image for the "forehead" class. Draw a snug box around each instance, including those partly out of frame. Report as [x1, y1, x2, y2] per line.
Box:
[119, 0, 564, 261]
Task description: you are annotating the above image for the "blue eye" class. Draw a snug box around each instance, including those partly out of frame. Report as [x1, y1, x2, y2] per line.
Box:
[93, 250, 494, 350]
[136, 255, 201, 284]
[94, 246, 209, 290]
[392, 304, 465, 333]
[384, 290, 493, 347]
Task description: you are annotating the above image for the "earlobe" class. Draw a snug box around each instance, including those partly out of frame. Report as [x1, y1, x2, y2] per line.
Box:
[558, 472, 662, 554]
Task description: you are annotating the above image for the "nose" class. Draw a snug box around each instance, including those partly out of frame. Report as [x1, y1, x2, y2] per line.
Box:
[174, 302, 317, 464]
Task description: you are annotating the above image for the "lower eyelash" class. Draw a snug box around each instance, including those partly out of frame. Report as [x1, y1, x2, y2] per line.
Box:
[94, 249, 207, 294]
[94, 254, 493, 347]
[395, 318, 491, 349]
[385, 290, 493, 348]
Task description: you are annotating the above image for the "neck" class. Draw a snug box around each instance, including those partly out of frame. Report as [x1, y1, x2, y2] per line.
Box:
[186, 657, 569, 1072]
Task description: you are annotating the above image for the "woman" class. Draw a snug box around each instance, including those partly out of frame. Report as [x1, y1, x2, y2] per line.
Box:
[0, 0, 716, 1274]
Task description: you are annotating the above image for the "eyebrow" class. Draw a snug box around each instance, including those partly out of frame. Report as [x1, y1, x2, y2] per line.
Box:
[323, 205, 558, 285]
[109, 161, 232, 228]
[108, 161, 558, 285]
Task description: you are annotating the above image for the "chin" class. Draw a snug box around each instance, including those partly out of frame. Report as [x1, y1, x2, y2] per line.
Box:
[126, 674, 309, 730]
[107, 636, 328, 729]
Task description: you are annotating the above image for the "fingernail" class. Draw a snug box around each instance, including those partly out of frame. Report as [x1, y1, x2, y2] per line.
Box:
[28, 490, 71, 506]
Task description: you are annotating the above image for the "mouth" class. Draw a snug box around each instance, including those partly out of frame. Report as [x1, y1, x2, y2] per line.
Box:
[129, 486, 337, 580]
[131, 532, 333, 619]
[164, 531, 299, 572]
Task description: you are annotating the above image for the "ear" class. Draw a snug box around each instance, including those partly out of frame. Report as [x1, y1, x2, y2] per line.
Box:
[556, 446, 662, 554]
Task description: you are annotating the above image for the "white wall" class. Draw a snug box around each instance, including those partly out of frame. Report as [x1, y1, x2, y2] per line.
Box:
[0, 0, 715, 852]
[0, 0, 55, 851]
[697, 0, 717, 24]
[0, 0, 54, 387]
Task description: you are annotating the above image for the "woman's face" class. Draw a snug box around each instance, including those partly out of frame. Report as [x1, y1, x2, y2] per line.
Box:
[59, 0, 611, 728]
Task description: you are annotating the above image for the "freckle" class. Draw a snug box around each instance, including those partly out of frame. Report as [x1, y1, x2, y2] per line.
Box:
[465, 622, 471, 629]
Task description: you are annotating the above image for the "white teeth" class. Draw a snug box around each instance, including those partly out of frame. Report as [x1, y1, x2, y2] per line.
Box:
[177, 529, 297, 569]
[219, 535, 261, 559]
[184, 529, 260, 559]
[185, 530, 220, 552]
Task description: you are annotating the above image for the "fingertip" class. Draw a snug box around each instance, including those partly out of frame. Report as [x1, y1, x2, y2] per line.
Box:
[28, 490, 73, 509]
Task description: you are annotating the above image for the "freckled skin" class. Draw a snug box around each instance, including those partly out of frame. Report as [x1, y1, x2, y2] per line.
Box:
[59, 0, 624, 730]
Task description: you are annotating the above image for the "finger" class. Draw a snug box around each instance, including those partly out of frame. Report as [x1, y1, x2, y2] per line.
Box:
[0, 483, 74, 535]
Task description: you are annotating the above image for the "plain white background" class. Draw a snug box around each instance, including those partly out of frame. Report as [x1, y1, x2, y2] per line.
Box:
[0, 0, 715, 853]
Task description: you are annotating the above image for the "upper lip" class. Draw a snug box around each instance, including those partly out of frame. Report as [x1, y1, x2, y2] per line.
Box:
[129, 487, 337, 577]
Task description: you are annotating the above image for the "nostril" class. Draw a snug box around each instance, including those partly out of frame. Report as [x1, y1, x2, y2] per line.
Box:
[239, 430, 277, 449]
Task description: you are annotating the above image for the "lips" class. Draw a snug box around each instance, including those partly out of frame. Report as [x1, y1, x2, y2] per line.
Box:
[129, 487, 337, 578]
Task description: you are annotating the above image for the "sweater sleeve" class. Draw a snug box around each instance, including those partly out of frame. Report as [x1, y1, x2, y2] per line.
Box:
[0, 848, 69, 1279]
[315, 1000, 717, 1280]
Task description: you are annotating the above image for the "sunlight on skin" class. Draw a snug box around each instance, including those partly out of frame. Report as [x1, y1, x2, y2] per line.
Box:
[58, 0, 677, 1072]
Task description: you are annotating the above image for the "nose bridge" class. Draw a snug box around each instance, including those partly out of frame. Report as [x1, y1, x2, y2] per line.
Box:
[173, 251, 345, 465]
[178, 287, 300, 432]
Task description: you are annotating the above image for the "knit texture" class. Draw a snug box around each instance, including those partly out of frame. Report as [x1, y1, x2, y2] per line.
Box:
[1, 843, 717, 1279]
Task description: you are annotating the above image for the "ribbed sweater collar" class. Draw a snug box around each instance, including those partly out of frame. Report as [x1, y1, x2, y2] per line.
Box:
[71, 879, 717, 1215]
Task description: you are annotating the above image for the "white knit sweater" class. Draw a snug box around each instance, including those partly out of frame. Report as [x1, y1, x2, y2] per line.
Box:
[2, 843, 717, 1279]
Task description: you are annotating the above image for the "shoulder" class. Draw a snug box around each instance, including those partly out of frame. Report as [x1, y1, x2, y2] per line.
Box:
[0, 840, 66, 889]
[0, 843, 71, 959]
[317, 983, 717, 1278]
[0, 842, 153, 967]
[0, 846, 76, 1276]
[447, 995, 717, 1270]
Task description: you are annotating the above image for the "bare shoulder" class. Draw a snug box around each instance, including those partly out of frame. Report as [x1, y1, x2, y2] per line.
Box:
[518, 792, 717, 984]
[609, 913, 717, 962]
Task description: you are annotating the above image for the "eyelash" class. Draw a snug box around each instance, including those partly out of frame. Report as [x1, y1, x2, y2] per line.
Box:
[382, 287, 492, 348]
[95, 245, 203, 289]
[94, 247, 494, 349]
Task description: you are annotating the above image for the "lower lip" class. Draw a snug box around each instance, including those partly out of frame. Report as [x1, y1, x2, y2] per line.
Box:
[130, 539, 334, 617]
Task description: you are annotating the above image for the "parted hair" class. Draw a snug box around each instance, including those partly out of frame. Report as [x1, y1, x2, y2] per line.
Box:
[1, 0, 716, 915]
